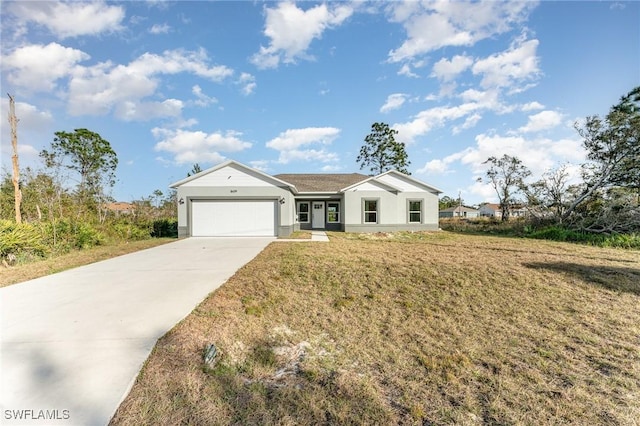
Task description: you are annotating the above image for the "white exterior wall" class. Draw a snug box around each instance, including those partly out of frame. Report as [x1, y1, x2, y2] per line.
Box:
[343, 185, 440, 231]
[173, 163, 296, 237]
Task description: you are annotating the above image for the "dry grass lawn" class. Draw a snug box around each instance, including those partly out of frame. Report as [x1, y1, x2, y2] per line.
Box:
[0, 238, 175, 287]
[111, 232, 640, 425]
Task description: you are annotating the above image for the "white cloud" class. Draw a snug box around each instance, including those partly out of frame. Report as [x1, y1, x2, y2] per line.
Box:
[66, 48, 233, 118]
[380, 93, 408, 113]
[149, 23, 171, 34]
[266, 127, 341, 164]
[431, 55, 473, 81]
[453, 113, 482, 134]
[249, 160, 270, 172]
[0, 100, 54, 134]
[238, 73, 257, 96]
[266, 127, 340, 150]
[8, 1, 125, 39]
[519, 110, 564, 133]
[251, 2, 353, 69]
[127, 49, 233, 82]
[278, 149, 339, 164]
[394, 103, 481, 143]
[417, 151, 467, 175]
[0, 100, 53, 165]
[397, 63, 418, 78]
[192, 85, 218, 107]
[3, 43, 89, 92]
[416, 130, 586, 202]
[521, 101, 544, 111]
[153, 128, 252, 165]
[115, 99, 184, 121]
[472, 38, 541, 90]
[388, 1, 537, 63]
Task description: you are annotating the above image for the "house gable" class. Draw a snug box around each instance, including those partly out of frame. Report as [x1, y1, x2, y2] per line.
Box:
[375, 171, 442, 194]
[170, 160, 296, 191]
[342, 178, 400, 192]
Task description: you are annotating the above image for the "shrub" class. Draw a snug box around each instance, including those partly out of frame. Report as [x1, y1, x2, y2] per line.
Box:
[74, 222, 105, 249]
[0, 220, 48, 258]
[112, 223, 151, 241]
[151, 218, 178, 238]
[601, 233, 640, 249]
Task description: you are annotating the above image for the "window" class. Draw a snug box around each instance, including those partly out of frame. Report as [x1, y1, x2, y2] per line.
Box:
[363, 199, 378, 223]
[297, 202, 309, 223]
[327, 202, 340, 223]
[409, 200, 421, 223]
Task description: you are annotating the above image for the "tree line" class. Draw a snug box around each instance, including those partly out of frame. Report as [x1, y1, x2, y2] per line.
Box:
[1, 127, 178, 262]
[476, 86, 639, 235]
[359, 87, 639, 237]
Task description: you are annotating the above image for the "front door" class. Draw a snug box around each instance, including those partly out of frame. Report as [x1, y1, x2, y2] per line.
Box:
[312, 201, 325, 229]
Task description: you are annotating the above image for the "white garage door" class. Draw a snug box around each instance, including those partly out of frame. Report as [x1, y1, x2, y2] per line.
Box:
[191, 200, 276, 237]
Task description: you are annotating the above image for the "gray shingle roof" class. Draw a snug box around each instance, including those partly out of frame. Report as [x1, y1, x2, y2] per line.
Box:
[273, 173, 369, 192]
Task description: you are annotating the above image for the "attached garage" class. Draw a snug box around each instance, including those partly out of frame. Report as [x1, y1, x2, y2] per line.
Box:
[191, 200, 276, 237]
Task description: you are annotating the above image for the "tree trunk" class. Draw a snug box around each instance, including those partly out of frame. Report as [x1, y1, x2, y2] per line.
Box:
[8, 93, 22, 224]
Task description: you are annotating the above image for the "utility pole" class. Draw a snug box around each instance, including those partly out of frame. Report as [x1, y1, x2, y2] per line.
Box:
[8, 93, 22, 223]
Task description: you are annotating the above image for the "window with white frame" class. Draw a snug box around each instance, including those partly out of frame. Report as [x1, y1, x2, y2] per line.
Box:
[363, 199, 378, 223]
[408, 200, 422, 223]
[297, 202, 310, 223]
[327, 202, 340, 223]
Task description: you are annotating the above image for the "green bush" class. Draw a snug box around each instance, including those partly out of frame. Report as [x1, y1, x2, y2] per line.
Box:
[527, 226, 640, 249]
[528, 226, 598, 243]
[74, 222, 105, 249]
[601, 233, 640, 249]
[0, 220, 48, 257]
[151, 218, 178, 238]
[112, 223, 151, 241]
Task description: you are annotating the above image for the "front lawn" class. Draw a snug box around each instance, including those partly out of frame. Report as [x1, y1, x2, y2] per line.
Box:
[111, 232, 640, 425]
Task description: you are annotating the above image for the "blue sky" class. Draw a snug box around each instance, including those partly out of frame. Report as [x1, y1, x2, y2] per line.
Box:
[1, 1, 638, 205]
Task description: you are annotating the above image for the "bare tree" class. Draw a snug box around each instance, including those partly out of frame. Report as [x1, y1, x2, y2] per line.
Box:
[478, 154, 531, 221]
[8, 93, 22, 223]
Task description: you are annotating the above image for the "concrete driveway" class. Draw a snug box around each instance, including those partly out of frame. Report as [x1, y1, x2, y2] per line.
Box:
[0, 237, 274, 426]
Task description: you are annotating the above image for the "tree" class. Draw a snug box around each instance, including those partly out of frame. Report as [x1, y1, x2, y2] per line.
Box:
[478, 154, 531, 221]
[563, 86, 640, 221]
[40, 129, 118, 202]
[524, 164, 572, 221]
[187, 163, 202, 177]
[8, 93, 22, 223]
[439, 195, 460, 210]
[357, 122, 410, 175]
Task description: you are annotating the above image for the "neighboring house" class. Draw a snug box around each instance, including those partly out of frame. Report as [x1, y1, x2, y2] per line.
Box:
[169, 160, 442, 238]
[104, 202, 135, 215]
[479, 203, 529, 218]
[439, 206, 480, 218]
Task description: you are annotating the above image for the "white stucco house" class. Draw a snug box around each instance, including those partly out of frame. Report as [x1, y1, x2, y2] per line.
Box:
[479, 203, 529, 218]
[439, 206, 480, 218]
[169, 160, 442, 238]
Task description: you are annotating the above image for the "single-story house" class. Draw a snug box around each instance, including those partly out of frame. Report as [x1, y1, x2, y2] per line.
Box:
[103, 202, 135, 215]
[169, 160, 442, 238]
[479, 203, 529, 218]
[439, 206, 480, 218]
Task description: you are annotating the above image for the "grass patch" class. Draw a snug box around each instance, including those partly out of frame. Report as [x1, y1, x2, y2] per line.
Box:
[0, 238, 175, 287]
[279, 230, 312, 240]
[110, 232, 640, 425]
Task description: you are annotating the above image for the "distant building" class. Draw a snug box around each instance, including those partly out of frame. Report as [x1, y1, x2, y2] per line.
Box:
[439, 205, 480, 218]
[104, 202, 135, 216]
[479, 203, 528, 218]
